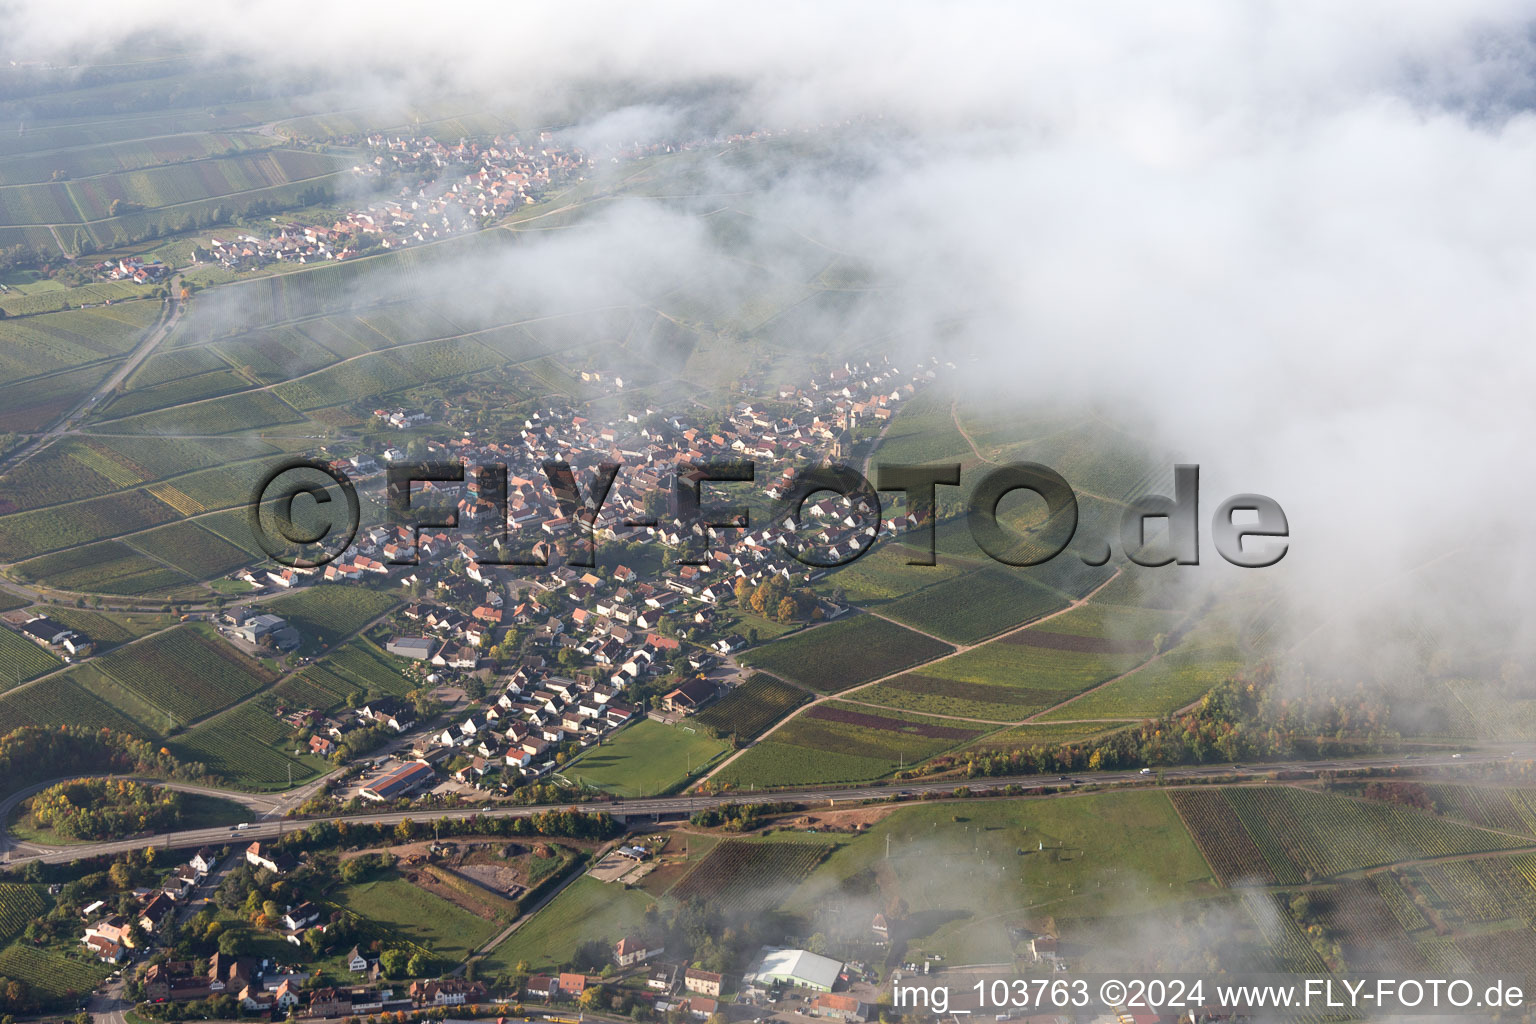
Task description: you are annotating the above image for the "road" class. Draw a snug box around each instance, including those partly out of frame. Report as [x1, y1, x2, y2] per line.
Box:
[0, 768, 342, 863]
[4, 747, 1525, 866]
[86, 977, 130, 1024]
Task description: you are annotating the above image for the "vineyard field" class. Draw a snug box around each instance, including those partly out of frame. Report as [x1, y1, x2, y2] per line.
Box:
[170, 703, 319, 789]
[0, 885, 48, 943]
[267, 586, 399, 650]
[1168, 789, 1276, 886]
[1223, 787, 1530, 882]
[92, 624, 276, 727]
[740, 615, 953, 694]
[0, 943, 111, 1003]
[127, 520, 253, 579]
[692, 674, 810, 740]
[669, 840, 829, 913]
[0, 625, 63, 689]
[0, 665, 148, 736]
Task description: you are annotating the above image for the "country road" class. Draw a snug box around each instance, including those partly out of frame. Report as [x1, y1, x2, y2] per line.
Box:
[4, 746, 1526, 867]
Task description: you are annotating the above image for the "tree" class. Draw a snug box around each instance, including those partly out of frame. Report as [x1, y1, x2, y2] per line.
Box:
[571, 939, 609, 972]
[379, 949, 410, 979]
[218, 928, 250, 957]
[407, 952, 434, 978]
[578, 987, 603, 1011]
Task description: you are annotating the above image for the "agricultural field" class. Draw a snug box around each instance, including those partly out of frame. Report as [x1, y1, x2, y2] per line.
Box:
[693, 674, 810, 740]
[1312, 881, 1428, 974]
[0, 884, 48, 943]
[1414, 784, 1536, 837]
[69, 660, 179, 736]
[859, 620, 1155, 722]
[11, 539, 194, 595]
[566, 719, 729, 797]
[669, 840, 829, 914]
[0, 489, 181, 562]
[0, 148, 343, 225]
[267, 586, 399, 651]
[92, 388, 307, 436]
[0, 364, 117, 434]
[0, 303, 158, 385]
[1241, 891, 1330, 974]
[714, 742, 895, 789]
[90, 624, 276, 727]
[739, 614, 953, 694]
[1033, 635, 1244, 721]
[780, 792, 1217, 964]
[0, 942, 112, 1003]
[126, 520, 254, 579]
[1222, 786, 1531, 884]
[0, 131, 276, 186]
[0, 664, 150, 736]
[324, 639, 417, 694]
[959, 720, 1131, 753]
[0, 438, 146, 514]
[99, 369, 251, 419]
[715, 703, 984, 787]
[83, 433, 281, 481]
[169, 702, 322, 789]
[333, 870, 503, 962]
[874, 566, 1075, 645]
[481, 875, 652, 975]
[0, 625, 62, 689]
[1168, 789, 1277, 886]
[278, 640, 415, 710]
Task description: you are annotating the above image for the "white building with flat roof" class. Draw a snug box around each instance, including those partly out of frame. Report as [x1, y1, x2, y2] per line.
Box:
[745, 948, 843, 993]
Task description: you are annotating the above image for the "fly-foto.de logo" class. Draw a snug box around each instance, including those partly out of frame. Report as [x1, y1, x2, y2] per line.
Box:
[248, 459, 1287, 571]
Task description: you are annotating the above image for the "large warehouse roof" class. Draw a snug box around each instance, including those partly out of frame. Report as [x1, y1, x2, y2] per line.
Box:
[749, 948, 843, 991]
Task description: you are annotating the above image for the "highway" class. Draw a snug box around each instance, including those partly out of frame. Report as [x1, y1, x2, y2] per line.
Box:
[3, 746, 1526, 867]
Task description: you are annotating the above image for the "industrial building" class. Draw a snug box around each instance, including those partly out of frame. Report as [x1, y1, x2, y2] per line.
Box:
[745, 948, 844, 993]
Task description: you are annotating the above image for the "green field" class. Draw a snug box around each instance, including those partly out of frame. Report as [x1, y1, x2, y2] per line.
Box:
[333, 870, 502, 961]
[714, 702, 984, 787]
[0, 884, 48, 944]
[266, 586, 399, 651]
[876, 566, 1075, 644]
[0, 942, 112, 1003]
[480, 874, 652, 975]
[0, 489, 182, 562]
[1034, 636, 1244, 721]
[0, 626, 63, 690]
[12, 540, 195, 595]
[564, 718, 729, 797]
[1223, 787, 1531, 885]
[740, 614, 953, 693]
[277, 639, 417, 710]
[169, 701, 324, 789]
[90, 623, 276, 727]
[0, 664, 151, 736]
[126, 520, 254, 579]
[779, 791, 1218, 963]
[858, 632, 1150, 722]
[693, 673, 811, 740]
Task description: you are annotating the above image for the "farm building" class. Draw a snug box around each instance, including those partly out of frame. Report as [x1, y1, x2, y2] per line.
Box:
[387, 636, 437, 660]
[231, 613, 300, 650]
[745, 947, 843, 992]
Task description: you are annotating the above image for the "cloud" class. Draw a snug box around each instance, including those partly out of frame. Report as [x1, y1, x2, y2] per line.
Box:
[11, 0, 1536, 671]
